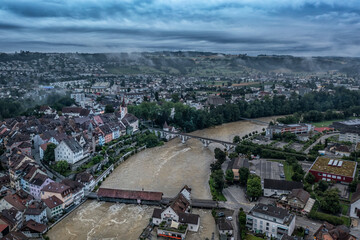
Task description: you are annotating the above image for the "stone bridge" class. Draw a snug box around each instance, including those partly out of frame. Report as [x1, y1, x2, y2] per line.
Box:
[149, 128, 237, 150]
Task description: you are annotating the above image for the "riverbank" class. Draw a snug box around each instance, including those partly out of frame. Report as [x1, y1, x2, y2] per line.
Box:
[47, 116, 277, 239]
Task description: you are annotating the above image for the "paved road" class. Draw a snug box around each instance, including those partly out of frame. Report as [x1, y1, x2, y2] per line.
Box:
[221, 186, 254, 212]
[296, 216, 322, 239]
[304, 133, 339, 154]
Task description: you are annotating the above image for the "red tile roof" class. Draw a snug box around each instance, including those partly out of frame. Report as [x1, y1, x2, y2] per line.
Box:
[43, 195, 63, 209]
[0, 224, 8, 232]
[21, 220, 47, 233]
[97, 188, 163, 201]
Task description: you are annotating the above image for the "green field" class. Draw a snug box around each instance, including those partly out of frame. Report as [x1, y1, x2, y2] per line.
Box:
[246, 234, 264, 240]
[312, 120, 337, 127]
[312, 117, 357, 128]
[284, 162, 294, 181]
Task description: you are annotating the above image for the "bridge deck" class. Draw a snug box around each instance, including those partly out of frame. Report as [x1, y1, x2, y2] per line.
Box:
[161, 197, 217, 209]
[150, 128, 236, 146]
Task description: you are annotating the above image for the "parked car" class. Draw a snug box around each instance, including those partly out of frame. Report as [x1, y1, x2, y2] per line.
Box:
[278, 163, 284, 167]
[250, 170, 256, 174]
[217, 212, 225, 217]
[280, 173, 285, 178]
[226, 216, 233, 221]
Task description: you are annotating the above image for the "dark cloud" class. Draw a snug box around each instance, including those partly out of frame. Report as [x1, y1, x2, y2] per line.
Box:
[0, 0, 359, 55]
[0, 22, 23, 30]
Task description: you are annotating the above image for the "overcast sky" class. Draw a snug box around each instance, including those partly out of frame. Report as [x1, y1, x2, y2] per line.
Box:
[1, 0, 360, 56]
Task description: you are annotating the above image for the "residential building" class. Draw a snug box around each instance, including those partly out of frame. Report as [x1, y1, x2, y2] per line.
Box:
[61, 179, 84, 205]
[23, 201, 47, 224]
[332, 119, 360, 143]
[0, 208, 23, 231]
[28, 173, 53, 200]
[216, 218, 234, 239]
[55, 138, 84, 164]
[43, 196, 63, 220]
[246, 203, 296, 239]
[75, 172, 95, 192]
[228, 156, 249, 181]
[350, 184, 360, 219]
[263, 179, 303, 197]
[308, 157, 357, 183]
[0, 190, 32, 213]
[21, 220, 47, 238]
[277, 189, 315, 215]
[41, 182, 73, 209]
[152, 186, 200, 239]
[313, 222, 356, 240]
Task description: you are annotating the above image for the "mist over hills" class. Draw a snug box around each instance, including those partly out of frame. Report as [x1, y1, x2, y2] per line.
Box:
[1, 51, 360, 76]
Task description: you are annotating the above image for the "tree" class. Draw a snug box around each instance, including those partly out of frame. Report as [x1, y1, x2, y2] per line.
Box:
[305, 173, 315, 184]
[212, 170, 225, 192]
[105, 104, 114, 113]
[238, 208, 247, 239]
[171, 93, 180, 103]
[292, 172, 304, 182]
[55, 160, 69, 175]
[349, 180, 358, 192]
[155, 92, 159, 101]
[247, 175, 262, 201]
[317, 180, 329, 192]
[225, 169, 234, 184]
[233, 135, 241, 143]
[320, 188, 341, 214]
[43, 143, 56, 163]
[239, 167, 250, 186]
[228, 152, 238, 159]
[214, 148, 226, 163]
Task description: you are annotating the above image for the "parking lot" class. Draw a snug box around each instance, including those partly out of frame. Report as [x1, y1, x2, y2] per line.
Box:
[249, 159, 284, 181]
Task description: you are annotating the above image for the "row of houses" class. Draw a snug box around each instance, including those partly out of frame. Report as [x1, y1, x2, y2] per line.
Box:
[0, 136, 98, 239]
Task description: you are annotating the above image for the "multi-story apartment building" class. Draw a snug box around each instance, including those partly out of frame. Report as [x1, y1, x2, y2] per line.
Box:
[332, 119, 360, 143]
[41, 182, 73, 209]
[246, 203, 296, 239]
[54, 139, 84, 164]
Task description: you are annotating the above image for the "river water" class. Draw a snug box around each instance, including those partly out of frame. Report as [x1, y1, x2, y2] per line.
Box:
[47, 117, 277, 240]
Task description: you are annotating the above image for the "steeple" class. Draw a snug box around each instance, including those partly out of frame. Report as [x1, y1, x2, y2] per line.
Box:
[120, 98, 128, 119]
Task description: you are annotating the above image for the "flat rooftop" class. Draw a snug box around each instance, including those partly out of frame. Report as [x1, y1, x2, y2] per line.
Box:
[310, 156, 357, 177]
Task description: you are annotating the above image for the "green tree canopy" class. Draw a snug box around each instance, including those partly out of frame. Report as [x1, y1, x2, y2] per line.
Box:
[320, 188, 341, 214]
[105, 104, 114, 113]
[247, 175, 262, 200]
[211, 169, 225, 192]
[54, 160, 69, 175]
[239, 167, 250, 186]
[225, 169, 234, 184]
[43, 143, 56, 163]
[233, 135, 241, 143]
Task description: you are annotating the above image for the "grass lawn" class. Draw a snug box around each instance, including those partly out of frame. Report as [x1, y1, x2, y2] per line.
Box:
[312, 120, 338, 128]
[341, 203, 350, 215]
[283, 162, 294, 181]
[312, 117, 357, 128]
[246, 234, 264, 240]
[341, 216, 351, 227]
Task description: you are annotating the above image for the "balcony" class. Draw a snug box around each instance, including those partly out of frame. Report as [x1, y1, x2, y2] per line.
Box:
[277, 227, 287, 235]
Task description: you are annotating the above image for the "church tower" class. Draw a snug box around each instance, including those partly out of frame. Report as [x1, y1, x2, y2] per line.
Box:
[120, 98, 128, 119]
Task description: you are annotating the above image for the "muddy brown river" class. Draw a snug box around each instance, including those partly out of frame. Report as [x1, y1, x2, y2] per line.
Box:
[47, 117, 277, 240]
